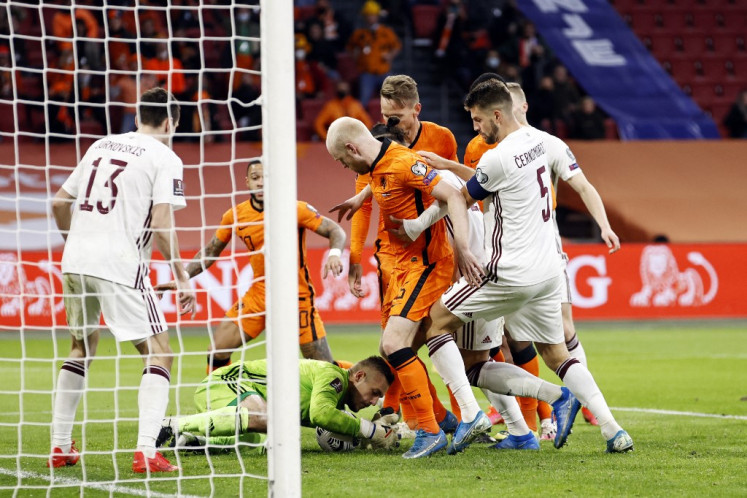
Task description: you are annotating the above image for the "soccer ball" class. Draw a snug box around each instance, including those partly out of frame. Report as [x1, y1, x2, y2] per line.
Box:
[315, 410, 360, 452]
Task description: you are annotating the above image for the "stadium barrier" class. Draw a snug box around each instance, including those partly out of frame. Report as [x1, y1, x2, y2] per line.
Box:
[1, 243, 743, 329]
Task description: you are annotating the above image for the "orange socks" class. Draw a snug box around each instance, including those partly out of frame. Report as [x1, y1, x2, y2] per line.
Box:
[387, 348, 439, 434]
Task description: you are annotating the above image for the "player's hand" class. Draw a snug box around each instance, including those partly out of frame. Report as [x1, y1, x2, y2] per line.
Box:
[329, 193, 365, 222]
[602, 228, 621, 254]
[456, 247, 485, 287]
[418, 150, 449, 171]
[368, 423, 400, 450]
[154, 281, 177, 300]
[387, 216, 416, 243]
[323, 254, 343, 278]
[348, 263, 365, 298]
[174, 276, 196, 318]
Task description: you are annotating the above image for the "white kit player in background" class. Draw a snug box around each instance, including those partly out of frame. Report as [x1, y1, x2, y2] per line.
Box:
[49, 87, 196, 473]
[421, 80, 633, 453]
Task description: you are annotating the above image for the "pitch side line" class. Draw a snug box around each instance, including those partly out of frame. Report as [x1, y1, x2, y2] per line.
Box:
[611, 407, 747, 420]
[0, 467, 205, 498]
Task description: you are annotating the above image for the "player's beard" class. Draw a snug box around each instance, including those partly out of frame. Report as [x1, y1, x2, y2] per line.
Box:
[250, 193, 264, 210]
[482, 121, 500, 144]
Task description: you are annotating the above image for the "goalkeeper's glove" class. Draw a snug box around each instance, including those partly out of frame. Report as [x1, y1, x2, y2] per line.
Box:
[371, 406, 400, 426]
[359, 419, 400, 450]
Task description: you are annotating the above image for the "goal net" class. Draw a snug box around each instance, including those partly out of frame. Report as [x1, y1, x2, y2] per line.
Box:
[0, 1, 300, 496]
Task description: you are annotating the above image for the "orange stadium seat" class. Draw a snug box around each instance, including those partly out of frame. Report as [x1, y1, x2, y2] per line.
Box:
[300, 98, 325, 121]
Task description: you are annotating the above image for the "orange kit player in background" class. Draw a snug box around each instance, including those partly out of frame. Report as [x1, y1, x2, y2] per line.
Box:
[345, 75, 461, 431]
[326, 116, 487, 458]
[156, 160, 348, 371]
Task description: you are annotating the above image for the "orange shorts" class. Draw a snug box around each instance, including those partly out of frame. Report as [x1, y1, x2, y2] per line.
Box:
[374, 238, 396, 329]
[225, 285, 326, 345]
[384, 257, 454, 326]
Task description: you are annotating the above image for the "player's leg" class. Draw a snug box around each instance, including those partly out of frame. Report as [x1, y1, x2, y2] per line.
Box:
[209, 289, 263, 371]
[48, 273, 102, 468]
[174, 393, 267, 438]
[561, 302, 597, 425]
[505, 332, 541, 432]
[298, 301, 335, 362]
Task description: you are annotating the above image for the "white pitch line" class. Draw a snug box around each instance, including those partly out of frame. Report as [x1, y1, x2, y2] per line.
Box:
[612, 407, 747, 420]
[0, 467, 205, 498]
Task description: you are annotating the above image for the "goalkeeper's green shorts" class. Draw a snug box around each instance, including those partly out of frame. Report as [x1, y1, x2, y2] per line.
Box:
[193, 381, 263, 413]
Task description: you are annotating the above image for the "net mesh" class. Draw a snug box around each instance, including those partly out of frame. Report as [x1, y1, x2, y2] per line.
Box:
[0, 1, 278, 495]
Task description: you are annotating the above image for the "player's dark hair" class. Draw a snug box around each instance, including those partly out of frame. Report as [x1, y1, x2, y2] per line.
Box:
[370, 117, 407, 145]
[138, 87, 180, 127]
[246, 159, 262, 174]
[464, 79, 512, 111]
[354, 356, 394, 385]
[469, 72, 506, 92]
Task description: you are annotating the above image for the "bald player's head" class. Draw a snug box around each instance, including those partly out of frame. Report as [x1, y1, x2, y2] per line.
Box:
[326, 117, 380, 175]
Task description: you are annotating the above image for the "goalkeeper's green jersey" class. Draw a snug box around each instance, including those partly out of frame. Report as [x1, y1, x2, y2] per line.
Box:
[206, 359, 360, 437]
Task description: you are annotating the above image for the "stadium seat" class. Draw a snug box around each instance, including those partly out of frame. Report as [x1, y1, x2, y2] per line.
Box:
[296, 121, 313, 142]
[707, 32, 746, 53]
[366, 98, 383, 124]
[411, 5, 441, 46]
[300, 98, 325, 121]
[0, 102, 25, 133]
[604, 118, 619, 140]
[687, 9, 720, 30]
[336, 53, 359, 86]
[694, 55, 730, 79]
[628, 7, 661, 34]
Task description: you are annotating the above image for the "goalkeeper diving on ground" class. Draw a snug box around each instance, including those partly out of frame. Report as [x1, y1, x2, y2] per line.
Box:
[156, 356, 401, 452]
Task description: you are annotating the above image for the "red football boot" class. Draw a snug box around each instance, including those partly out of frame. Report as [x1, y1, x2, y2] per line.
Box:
[132, 451, 179, 473]
[47, 441, 80, 468]
[582, 407, 599, 426]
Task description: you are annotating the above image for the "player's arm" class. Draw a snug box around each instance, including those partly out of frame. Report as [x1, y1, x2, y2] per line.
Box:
[314, 216, 347, 278]
[565, 172, 620, 254]
[419, 150, 475, 182]
[185, 236, 229, 278]
[431, 181, 484, 285]
[151, 203, 196, 315]
[51, 187, 75, 241]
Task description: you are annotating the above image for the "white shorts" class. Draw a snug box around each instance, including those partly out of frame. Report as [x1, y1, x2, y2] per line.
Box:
[560, 252, 572, 305]
[441, 274, 564, 345]
[63, 273, 167, 343]
[452, 316, 503, 351]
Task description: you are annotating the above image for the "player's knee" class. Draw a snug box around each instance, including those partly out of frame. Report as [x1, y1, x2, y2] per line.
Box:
[536, 343, 569, 371]
[429, 300, 461, 333]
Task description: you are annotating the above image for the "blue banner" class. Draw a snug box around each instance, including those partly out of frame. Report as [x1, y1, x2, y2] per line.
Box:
[517, 0, 720, 140]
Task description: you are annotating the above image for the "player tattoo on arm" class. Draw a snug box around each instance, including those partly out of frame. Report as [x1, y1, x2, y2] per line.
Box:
[186, 236, 228, 278]
[300, 337, 335, 363]
[316, 217, 346, 278]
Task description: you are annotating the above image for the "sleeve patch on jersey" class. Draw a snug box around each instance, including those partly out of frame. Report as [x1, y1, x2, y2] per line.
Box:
[411, 161, 427, 177]
[569, 162, 579, 171]
[329, 378, 343, 393]
[173, 179, 184, 196]
[306, 203, 320, 215]
[565, 147, 576, 162]
[422, 170, 438, 186]
[475, 167, 489, 185]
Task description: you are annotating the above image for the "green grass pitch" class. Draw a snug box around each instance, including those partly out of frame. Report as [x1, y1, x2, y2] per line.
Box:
[1, 322, 745, 497]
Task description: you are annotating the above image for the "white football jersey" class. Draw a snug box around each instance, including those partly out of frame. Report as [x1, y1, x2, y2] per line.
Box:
[469, 127, 561, 285]
[61, 132, 186, 288]
[438, 169, 486, 266]
[535, 127, 582, 255]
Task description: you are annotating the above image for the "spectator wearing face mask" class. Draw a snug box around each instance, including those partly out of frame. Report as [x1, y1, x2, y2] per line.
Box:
[313, 81, 373, 140]
[143, 41, 186, 98]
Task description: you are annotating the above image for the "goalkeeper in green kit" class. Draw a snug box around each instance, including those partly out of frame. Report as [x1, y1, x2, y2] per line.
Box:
[157, 356, 399, 451]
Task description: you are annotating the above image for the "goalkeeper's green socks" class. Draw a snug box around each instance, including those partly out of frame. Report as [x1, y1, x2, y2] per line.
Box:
[178, 406, 250, 437]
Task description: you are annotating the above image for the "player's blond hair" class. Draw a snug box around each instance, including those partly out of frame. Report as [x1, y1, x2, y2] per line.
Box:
[380, 75, 419, 108]
[506, 82, 526, 105]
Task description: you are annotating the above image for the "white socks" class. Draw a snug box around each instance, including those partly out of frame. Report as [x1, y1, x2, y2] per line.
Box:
[566, 333, 588, 368]
[476, 361, 562, 404]
[556, 358, 622, 440]
[427, 334, 481, 423]
[481, 389, 530, 437]
[137, 365, 171, 458]
[51, 361, 86, 451]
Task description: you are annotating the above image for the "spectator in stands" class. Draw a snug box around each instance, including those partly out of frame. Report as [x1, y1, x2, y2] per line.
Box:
[527, 75, 557, 130]
[189, 74, 215, 143]
[723, 90, 747, 138]
[433, 0, 472, 90]
[295, 33, 321, 99]
[0, 45, 21, 100]
[107, 10, 135, 66]
[0, 7, 26, 67]
[139, 17, 159, 60]
[313, 0, 349, 51]
[346, 1, 401, 105]
[570, 96, 606, 140]
[313, 81, 373, 141]
[144, 42, 187, 99]
[224, 7, 261, 90]
[552, 64, 580, 125]
[231, 72, 262, 141]
[47, 49, 76, 136]
[53, 4, 103, 70]
[170, 0, 201, 31]
[307, 20, 339, 81]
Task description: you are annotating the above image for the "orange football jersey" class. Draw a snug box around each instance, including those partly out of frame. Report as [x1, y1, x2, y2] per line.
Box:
[349, 121, 458, 264]
[367, 139, 452, 268]
[214, 199, 323, 296]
